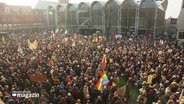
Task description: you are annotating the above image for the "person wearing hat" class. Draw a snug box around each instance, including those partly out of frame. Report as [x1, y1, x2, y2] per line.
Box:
[76, 99, 81, 104]
[66, 93, 75, 104]
[167, 95, 176, 104]
[95, 95, 103, 104]
[170, 81, 179, 93]
[160, 87, 171, 104]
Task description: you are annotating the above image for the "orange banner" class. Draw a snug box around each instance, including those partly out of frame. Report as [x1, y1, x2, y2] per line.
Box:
[29, 75, 47, 82]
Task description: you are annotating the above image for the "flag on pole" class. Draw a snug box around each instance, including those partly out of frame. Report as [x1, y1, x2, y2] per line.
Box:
[102, 55, 107, 70]
[73, 33, 77, 39]
[65, 30, 68, 34]
[101, 70, 109, 85]
[99, 36, 103, 42]
[55, 28, 59, 33]
[17, 45, 23, 54]
[103, 35, 106, 41]
[179, 89, 184, 103]
[39, 55, 43, 64]
[96, 77, 102, 91]
[28, 40, 38, 50]
[95, 70, 109, 91]
[2, 36, 6, 44]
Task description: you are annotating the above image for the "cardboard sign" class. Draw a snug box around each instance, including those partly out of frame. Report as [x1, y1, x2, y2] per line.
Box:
[116, 85, 126, 97]
[29, 75, 47, 82]
[115, 35, 122, 39]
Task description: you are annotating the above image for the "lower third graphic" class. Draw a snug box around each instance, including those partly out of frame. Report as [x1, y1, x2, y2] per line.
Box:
[12, 91, 39, 98]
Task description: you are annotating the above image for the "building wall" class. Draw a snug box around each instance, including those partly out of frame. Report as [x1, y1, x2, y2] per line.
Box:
[165, 18, 177, 35]
[58, 0, 69, 4]
[0, 3, 46, 31]
[177, 0, 184, 41]
[51, 0, 167, 35]
[121, 0, 137, 34]
[0, 0, 168, 35]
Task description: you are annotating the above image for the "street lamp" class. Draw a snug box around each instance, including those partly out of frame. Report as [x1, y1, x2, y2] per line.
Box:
[47, 6, 55, 30]
[153, 0, 164, 39]
[135, 1, 140, 35]
[153, 4, 158, 39]
[118, 6, 121, 35]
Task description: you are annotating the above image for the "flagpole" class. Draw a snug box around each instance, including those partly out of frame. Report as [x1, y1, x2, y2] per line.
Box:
[153, 5, 158, 39]
[83, 69, 85, 104]
[47, 7, 49, 30]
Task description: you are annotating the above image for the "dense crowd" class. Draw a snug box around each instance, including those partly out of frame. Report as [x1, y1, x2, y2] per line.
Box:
[0, 30, 184, 104]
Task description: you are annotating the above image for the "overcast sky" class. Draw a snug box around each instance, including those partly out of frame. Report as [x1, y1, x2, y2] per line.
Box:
[0, 0, 183, 19]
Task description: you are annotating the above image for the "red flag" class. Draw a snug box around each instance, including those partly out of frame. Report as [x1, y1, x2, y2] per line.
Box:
[102, 55, 107, 70]
[73, 33, 77, 37]
[39, 55, 43, 64]
[148, 33, 152, 37]
[70, 36, 73, 41]
[111, 31, 115, 37]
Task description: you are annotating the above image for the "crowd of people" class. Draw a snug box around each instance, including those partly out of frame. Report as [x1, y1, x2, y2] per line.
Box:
[0, 29, 184, 104]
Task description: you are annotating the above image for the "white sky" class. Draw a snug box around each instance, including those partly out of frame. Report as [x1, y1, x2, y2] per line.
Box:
[0, 0, 182, 19]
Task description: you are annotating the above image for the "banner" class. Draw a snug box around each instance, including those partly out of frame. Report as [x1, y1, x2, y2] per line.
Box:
[116, 85, 126, 97]
[115, 35, 122, 39]
[28, 40, 38, 50]
[2, 36, 6, 44]
[29, 75, 47, 82]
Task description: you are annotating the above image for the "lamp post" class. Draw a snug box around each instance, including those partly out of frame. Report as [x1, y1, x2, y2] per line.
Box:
[47, 7, 49, 30]
[135, 1, 140, 35]
[153, 4, 158, 39]
[47, 6, 55, 30]
[118, 6, 121, 35]
[65, 8, 67, 32]
[55, 6, 58, 28]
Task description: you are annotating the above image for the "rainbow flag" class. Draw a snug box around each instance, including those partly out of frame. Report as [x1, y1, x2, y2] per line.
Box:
[96, 70, 109, 91]
[96, 77, 102, 90]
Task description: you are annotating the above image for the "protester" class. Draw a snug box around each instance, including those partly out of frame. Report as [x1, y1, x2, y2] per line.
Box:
[0, 29, 183, 104]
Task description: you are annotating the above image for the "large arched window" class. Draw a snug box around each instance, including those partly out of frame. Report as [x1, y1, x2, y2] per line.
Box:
[67, 4, 77, 32]
[105, 0, 120, 33]
[48, 6, 55, 26]
[121, 0, 137, 33]
[78, 2, 90, 29]
[139, 0, 157, 34]
[91, 1, 104, 28]
[57, 5, 66, 27]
